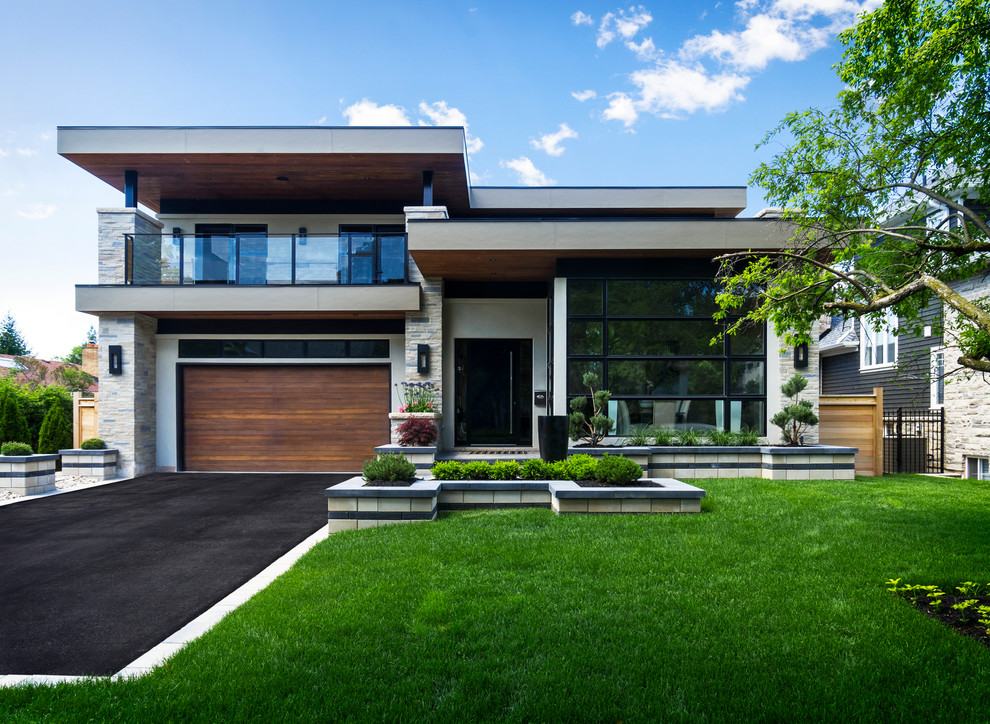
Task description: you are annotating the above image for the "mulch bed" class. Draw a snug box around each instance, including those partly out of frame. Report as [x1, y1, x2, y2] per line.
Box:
[362, 479, 419, 487]
[899, 592, 990, 649]
[577, 479, 661, 488]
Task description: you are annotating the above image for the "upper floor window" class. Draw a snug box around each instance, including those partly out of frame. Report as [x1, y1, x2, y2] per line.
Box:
[860, 309, 898, 369]
[930, 349, 945, 407]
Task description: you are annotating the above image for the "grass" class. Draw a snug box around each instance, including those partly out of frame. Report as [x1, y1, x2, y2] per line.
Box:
[2, 474, 990, 722]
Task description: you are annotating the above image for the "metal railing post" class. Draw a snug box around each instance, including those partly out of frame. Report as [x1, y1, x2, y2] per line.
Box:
[291, 234, 296, 284]
[896, 408, 903, 474]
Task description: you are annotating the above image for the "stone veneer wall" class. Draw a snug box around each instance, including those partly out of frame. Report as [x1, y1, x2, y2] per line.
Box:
[773, 320, 821, 444]
[98, 208, 163, 284]
[98, 314, 157, 479]
[403, 207, 446, 404]
[941, 276, 990, 475]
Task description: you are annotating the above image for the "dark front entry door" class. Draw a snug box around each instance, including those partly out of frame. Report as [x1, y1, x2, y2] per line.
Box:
[454, 339, 533, 446]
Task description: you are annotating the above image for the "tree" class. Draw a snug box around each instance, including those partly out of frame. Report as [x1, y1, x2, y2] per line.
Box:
[37, 402, 72, 454]
[715, 0, 990, 374]
[60, 326, 97, 365]
[0, 312, 31, 356]
[771, 374, 819, 446]
[568, 372, 615, 446]
[12, 356, 95, 393]
[0, 388, 31, 446]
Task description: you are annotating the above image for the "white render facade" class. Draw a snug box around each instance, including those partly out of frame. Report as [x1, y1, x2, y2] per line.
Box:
[60, 126, 810, 475]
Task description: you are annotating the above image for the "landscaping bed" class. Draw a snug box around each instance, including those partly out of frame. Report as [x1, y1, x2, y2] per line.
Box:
[887, 581, 990, 649]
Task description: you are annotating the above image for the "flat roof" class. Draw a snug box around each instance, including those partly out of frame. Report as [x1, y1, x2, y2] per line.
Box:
[57, 126, 747, 216]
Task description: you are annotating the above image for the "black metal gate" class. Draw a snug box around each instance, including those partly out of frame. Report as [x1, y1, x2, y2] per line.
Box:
[882, 408, 945, 474]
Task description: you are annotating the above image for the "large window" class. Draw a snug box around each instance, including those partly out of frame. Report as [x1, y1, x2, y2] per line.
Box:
[860, 309, 898, 369]
[566, 277, 765, 435]
[930, 349, 945, 407]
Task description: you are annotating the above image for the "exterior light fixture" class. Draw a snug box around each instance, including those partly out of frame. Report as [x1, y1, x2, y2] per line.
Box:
[417, 344, 429, 374]
[108, 345, 123, 375]
[794, 342, 809, 369]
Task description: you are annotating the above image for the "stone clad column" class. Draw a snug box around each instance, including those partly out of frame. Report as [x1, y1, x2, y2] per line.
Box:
[97, 208, 163, 284]
[768, 322, 821, 444]
[403, 206, 447, 389]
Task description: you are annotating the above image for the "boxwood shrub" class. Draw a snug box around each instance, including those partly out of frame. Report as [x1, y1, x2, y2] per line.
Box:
[594, 454, 642, 485]
[1, 441, 34, 456]
[80, 438, 106, 450]
[362, 452, 416, 483]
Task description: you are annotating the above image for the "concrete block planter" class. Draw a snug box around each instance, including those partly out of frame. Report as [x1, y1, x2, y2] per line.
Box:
[388, 412, 442, 449]
[647, 446, 857, 481]
[0, 454, 59, 496]
[58, 448, 119, 480]
[374, 444, 437, 471]
[325, 476, 706, 532]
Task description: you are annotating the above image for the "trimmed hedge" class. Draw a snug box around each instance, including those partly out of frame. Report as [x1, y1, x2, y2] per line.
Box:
[429, 454, 643, 485]
[1, 441, 34, 456]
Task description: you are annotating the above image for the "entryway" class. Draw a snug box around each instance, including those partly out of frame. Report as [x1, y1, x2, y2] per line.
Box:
[454, 339, 533, 446]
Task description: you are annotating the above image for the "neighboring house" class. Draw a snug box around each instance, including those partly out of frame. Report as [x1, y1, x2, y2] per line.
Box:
[58, 125, 813, 479]
[0, 354, 98, 394]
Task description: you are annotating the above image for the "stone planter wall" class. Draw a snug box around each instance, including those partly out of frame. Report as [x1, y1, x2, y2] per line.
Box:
[648, 445, 857, 480]
[326, 476, 706, 532]
[58, 449, 119, 480]
[0, 454, 59, 496]
[374, 444, 437, 470]
[388, 412, 442, 449]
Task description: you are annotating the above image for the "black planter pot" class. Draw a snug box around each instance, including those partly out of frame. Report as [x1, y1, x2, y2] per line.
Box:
[538, 415, 569, 462]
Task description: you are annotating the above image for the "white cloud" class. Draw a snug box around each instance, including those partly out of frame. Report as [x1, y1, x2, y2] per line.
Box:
[589, 0, 878, 125]
[531, 123, 578, 156]
[597, 6, 652, 48]
[0, 148, 7, 158]
[16, 148, 36, 157]
[572, 10, 594, 25]
[342, 99, 412, 126]
[17, 204, 56, 220]
[315, 116, 327, 125]
[572, 89, 597, 102]
[500, 156, 555, 186]
[417, 101, 484, 154]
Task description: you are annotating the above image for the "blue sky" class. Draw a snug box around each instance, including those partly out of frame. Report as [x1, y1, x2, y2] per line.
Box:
[0, 0, 880, 358]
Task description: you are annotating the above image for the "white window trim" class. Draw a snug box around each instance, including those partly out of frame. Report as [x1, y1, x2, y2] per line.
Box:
[860, 310, 899, 370]
[966, 457, 990, 481]
[930, 348, 945, 408]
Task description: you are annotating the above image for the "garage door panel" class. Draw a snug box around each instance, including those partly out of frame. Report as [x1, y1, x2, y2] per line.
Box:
[182, 365, 390, 472]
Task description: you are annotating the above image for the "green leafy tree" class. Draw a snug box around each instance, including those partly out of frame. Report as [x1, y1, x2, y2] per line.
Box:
[0, 312, 31, 356]
[715, 0, 990, 374]
[60, 326, 97, 365]
[569, 372, 615, 447]
[37, 403, 72, 454]
[771, 374, 820, 446]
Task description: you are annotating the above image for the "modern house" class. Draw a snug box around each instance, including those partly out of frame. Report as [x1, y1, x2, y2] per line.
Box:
[58, 125, 813, 478]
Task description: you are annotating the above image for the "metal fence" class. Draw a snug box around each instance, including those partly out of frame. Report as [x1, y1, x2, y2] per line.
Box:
[882, 407, 945, 474]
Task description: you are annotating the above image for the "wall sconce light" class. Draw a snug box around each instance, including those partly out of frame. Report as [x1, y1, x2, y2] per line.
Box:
[794, 342, 809, 369]
[109, 345, 123, 375]
[417, 344, 429, 374]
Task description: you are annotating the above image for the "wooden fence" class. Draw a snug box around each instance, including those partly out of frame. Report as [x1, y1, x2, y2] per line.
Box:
[819, 387, 884, 477]
[72, 392, 98, 448]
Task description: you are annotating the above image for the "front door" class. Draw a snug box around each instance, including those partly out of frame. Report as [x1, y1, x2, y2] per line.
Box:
[454, 339, 533, 446]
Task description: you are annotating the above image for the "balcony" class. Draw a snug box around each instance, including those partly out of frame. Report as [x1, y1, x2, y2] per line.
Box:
[124, 232, 408, 286]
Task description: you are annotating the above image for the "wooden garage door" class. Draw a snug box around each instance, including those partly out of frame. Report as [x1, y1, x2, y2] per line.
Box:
[182, 365, 389, 472]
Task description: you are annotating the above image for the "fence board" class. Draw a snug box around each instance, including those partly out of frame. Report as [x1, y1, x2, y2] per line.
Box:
[73, 393, 98, 448]
[819, 387, 883, 476]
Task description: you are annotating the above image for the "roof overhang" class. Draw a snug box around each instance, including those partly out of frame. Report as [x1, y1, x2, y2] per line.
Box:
[408, 218, 794, 281]
[58, 126, 471, 213]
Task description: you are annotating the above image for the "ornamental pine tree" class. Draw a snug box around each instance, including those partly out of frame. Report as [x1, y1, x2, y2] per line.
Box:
[37, 403, 72, 454]
[770, 374, 819, 446]
[0, 312, 31, 356]
[0, 392, 31, 446]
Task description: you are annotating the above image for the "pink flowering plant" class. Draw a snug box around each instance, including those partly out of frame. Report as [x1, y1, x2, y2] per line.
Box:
[396, 381, 438, 413]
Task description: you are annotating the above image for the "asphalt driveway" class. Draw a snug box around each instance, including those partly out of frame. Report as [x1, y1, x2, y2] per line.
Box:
[0, 472, 347, 676]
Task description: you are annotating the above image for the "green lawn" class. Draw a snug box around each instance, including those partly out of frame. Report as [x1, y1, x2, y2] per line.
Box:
[3, 474, 990, 722]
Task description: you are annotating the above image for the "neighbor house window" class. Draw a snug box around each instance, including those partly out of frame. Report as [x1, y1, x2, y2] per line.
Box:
[930, 350, 945, 407]
[966, 457, 990, 481]
[860, 309, 898, 369]
[566, 276, 765, 435]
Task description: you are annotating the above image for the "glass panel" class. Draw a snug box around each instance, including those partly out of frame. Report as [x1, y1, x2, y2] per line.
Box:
[264, 340, 306, 358]
[607, 280, 719, 317]
[379, 236, 406, 283]
[568, 280, 603, 315]
[568, 321, 603, 355]
[265, 237, 292, 284]
[887, 338, 896, 363]
[222, 340, 262, 358]
[608, 360, 723, 396]
[608, 320, 722, 356]
[131, 235, 163, 284]
[350, 340, 389, 358]
[649, 399, 721, 430]
[295, 236, 340, 283]
[307, 340, 347, 358]
[567, 359, 603, 395]
[729, 400, 765, 434]
[194, 236, 235, 284]
[160, 236, 181, 284]
[348, 234, 375, 284]
[237, 235, 269, 284]
[729, 361, 765, 394]
[728, 323, 765, 355]
[178, 340, 221, 358]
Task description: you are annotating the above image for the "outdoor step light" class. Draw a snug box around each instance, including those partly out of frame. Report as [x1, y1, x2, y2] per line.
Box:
[108, 345, 123, 375]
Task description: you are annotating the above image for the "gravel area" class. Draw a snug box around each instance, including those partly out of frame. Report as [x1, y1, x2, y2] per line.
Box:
[0, 471, 107, 503]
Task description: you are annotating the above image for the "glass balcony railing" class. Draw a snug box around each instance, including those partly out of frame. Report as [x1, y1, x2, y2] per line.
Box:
[123, 233, 408, 286]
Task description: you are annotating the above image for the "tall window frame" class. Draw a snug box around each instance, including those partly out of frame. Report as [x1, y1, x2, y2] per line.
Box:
[930, 349, 945, 408]
[860, 309, 899, 369]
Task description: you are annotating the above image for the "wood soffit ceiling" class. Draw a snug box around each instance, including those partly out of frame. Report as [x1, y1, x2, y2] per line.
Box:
[61, 152, 470, 213]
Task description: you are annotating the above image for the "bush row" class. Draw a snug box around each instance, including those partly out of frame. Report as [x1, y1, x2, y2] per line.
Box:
[623, 426, 763, 447]
[430, 454, 643, 485]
